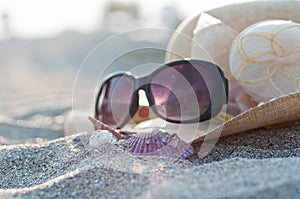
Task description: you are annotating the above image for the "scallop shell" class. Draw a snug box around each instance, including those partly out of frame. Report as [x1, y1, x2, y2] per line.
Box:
[128, 129, 194, 159]
[87, 117, 194, 159]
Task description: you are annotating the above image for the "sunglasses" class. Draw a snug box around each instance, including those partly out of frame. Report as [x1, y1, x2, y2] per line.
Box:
[95, 59, 228, 128]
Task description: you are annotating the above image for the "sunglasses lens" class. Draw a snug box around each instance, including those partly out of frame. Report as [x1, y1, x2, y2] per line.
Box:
[96, 75, 134, 128]
[150, 62, 212, 121]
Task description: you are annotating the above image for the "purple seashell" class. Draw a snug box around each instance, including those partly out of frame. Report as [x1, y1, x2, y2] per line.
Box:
[87, 117, 193, 159]
[128, 129, 194, 159]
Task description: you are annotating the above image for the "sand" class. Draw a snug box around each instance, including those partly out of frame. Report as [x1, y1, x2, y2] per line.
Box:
[0, 124, 299, 199]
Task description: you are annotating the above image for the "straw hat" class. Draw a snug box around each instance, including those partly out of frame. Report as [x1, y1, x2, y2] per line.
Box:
[165, 0, 300, 143]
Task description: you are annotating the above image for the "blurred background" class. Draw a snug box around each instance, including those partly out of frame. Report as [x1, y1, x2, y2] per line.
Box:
[0, 0, 227, 144]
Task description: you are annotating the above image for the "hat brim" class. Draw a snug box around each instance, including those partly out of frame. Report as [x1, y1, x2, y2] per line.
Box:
[192, 92, 300, 143]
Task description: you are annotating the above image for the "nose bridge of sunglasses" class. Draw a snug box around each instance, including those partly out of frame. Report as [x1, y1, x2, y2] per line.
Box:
[129, 90, 158, 126]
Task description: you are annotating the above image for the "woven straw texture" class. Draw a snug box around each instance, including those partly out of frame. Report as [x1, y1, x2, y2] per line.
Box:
[193, 92, 300, 143]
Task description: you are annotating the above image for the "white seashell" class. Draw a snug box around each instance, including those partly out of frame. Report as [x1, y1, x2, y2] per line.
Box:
[230, 20, 300, 101]
[89, 130, 117, 148]
[192, 12, 238, 78]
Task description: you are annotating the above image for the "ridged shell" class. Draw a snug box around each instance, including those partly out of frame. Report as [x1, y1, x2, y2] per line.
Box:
[128, 129, 194, 159]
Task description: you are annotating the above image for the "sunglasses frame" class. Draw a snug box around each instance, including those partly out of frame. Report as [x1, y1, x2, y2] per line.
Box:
[95, 59, 229, 128]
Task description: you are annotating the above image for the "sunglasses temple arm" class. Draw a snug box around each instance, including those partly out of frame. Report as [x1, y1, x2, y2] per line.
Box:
[88, 117, 136, 140]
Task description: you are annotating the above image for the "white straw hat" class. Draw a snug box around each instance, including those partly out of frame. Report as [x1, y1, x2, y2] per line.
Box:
[165, 0, 300, 143]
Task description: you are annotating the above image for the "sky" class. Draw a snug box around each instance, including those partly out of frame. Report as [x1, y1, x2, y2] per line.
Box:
[0, 0, 228, 39]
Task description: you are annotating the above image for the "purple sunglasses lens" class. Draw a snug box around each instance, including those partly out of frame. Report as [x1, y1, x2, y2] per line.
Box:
[150, 63, 212, 121]
[97, 75, 134, 128]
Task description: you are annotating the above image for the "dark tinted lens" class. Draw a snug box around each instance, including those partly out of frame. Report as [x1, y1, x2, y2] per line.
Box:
[150, 62, 212, 121]
[97, 75, 134, 128]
